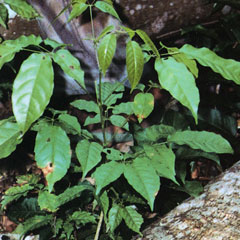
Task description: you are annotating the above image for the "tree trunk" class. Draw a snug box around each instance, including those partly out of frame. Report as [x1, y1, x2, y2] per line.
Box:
[132, 160, 240, 240]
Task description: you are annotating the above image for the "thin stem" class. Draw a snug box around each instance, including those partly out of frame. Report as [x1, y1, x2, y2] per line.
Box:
[94, 211, 104, 240]
[97, 72, 107, 145]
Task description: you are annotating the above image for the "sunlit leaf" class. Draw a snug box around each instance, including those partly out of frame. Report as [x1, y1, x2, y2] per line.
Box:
[76, 139, 103, 178]
[108, 204, 123, 233]
[0, 120, 22, 158]
[126, 40, 144, 91]
[71, 99, 100, 113]
[133, 93, 154, 123]
[155, 57, 199, 123]
[124, 157, 160, 210]
[53, 49, 86, 90]
[0, 3, 8, 28]
[93, 161, 124, 195]
[12, 53, 54, 132]
[68, 2, 88, 22]
[120, 206, 143, 234]
[136, 29, 160, 58]
[58, 113, 81, 135]
[98, 33, 117, 76]
[34, 125, 71, 192]
[110, 114, 129, 130]
[4, 0, 39, 19]
[168, 130, 233, 154]
[144, 144, 177, 184]
[180, 44, 240, 85]
[95, 1, 121, 21]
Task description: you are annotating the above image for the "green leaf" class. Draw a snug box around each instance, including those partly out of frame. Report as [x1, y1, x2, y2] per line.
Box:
[57, 184, 93, 207]
[68, 2, 88, 22]
[155, 57, 199, 123]
[99, 191, 109, 222]
[4, 34, 42, 48]
[76, 139, 103, 178]
[171, 180, 203, 197]
[170, 50, 198, 78]
[96, 82, 124, 106]
[108, 204, 123, 233]
[198, 108, 237, 137]
[144, 144, 177, 184]
[0, 3, 8, 28]
[112, 102, 134, 115]
[93, 161, 124, 195]
[38, 191, 58, 212]
[120, 206, 143, 234]
[168, 130, 234, 154]
[0, 35, 42, 70]
[4, 0, 39, 19]
[176, 146, 220, 165]
[96, 25, 115, 42]
[14, 215, 53, 235]
[0, 120, 22, 158]
[126, 40, 144, 91]
[70, 211, 96, 225]
[12, 53, 54, 132]
[98, 33, 117, 76]
[71, 99, 100, 113]
[6, 198, 40, 223]
[110, 114, 129, 130]
[124, 157, 160, 210]
[180, 44, 240, 85]
[1, 184, 34, 209]
[53, 49, 86, 90]
[136, 29, 160, 58]
[38, 185, 93, 212]
[134, 124, 176, 144]
[58, 113, 81, 135]
[0, 44, 21, 69]
[103, 148, 123, 161]
[121, 26, 135, 39]
[133, 93, 154, 123]
[43, 38, 65, 49]
[84, 114, 101, 126]
[34, 125, 71, 192]
[95, 1, 121, 21]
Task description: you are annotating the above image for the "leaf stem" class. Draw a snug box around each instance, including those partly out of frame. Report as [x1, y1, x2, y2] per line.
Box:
[94, 211, 104, 240]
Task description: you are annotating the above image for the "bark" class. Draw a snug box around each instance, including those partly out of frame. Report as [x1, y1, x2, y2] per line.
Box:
[132, 160, 240, 240]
